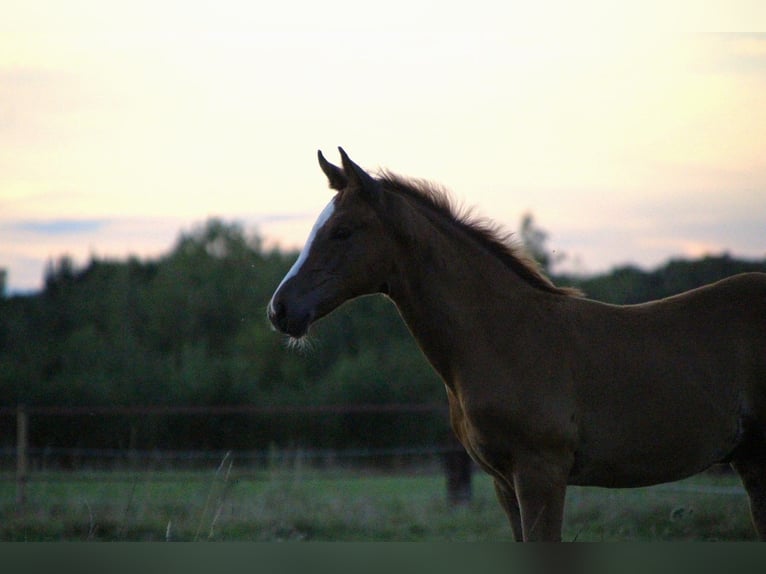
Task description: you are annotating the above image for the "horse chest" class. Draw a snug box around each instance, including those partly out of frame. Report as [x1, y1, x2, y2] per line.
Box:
[447, 386, 577, 476]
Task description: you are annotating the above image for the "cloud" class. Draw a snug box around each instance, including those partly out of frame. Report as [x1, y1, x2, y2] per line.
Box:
[552, 188, 766, 275]
[11, 219, 106, 236]
[698, 34, 766, 77]
[0, 213, 313, 293]
[0, 216, 178, 293]
[721, 33, 766, 72]
[248, 212, 316, 225]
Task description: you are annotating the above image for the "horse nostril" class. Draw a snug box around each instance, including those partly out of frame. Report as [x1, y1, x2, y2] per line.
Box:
[268, 297, 286, 325]
[277, 302, 288, 323]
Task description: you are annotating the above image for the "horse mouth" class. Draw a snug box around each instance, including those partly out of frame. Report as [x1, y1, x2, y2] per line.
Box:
[267, 299, 313, 339]
[277, 319, 310, 339]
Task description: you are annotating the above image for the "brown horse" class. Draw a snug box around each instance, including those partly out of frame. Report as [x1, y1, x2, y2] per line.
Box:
[268, 148, 766, 541]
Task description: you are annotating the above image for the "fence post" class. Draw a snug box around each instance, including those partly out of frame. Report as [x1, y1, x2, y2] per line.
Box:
[444, 432, 472, 506]
[16, 404, 28, 511]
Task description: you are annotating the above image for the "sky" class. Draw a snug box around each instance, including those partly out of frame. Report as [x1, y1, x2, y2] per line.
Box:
[2, 2, 766, 293]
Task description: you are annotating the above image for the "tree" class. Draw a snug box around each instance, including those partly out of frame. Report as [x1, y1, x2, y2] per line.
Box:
[43, 256, 76, 293]
[519, 212, 564, 273]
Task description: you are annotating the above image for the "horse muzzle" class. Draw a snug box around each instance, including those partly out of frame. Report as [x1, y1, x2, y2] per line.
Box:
[267, 293, 315, 338]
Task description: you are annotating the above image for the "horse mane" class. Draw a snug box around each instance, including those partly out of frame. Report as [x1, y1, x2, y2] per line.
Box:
[378, 171, 581, 297]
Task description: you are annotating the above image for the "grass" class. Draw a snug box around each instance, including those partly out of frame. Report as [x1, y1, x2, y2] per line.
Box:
[0, 462, 756, 541]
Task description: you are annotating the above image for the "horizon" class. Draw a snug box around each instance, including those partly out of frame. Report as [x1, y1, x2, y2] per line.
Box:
[6, 212, 764, 298]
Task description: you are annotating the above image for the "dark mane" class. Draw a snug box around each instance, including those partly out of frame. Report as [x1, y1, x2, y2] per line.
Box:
[378, 171, 581, 297]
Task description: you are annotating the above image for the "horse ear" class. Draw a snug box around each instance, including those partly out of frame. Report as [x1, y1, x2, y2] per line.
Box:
[318, 150, 347, 190]
[338, 147, 380, 200]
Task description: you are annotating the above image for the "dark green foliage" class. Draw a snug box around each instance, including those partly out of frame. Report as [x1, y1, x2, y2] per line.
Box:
[0, 219, 443, 454]
[1, 218, 764, 455]
[565, 254, 766, 304]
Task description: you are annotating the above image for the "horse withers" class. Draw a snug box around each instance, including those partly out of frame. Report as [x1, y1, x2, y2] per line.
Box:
[268, 148, 766, 541]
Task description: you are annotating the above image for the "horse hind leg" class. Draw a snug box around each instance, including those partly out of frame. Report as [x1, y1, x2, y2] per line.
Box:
[730, 428, 766, 540]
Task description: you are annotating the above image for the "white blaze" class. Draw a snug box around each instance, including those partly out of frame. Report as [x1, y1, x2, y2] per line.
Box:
[269, 199, 336, 307]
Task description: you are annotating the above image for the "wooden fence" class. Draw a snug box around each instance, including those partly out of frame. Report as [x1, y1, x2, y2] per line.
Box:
[3, 403, 474, 511]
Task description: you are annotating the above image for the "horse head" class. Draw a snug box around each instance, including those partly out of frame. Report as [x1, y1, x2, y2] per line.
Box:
[268, 148, 396, 339]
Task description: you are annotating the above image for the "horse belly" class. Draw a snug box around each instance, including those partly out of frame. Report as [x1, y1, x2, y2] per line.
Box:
[569, 439, 738, 488]
[569, 399, 742, 488]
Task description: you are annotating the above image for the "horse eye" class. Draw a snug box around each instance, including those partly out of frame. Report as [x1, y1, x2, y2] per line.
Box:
[330, 226, 352, 240]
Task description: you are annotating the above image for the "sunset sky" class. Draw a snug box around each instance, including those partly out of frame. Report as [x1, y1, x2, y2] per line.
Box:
[2, 2, 765, 292]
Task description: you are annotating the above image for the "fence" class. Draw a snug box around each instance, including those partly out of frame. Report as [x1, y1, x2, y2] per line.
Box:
[2, 403, 474, 510]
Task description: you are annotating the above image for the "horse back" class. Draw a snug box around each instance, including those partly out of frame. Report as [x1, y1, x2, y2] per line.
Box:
[565, 272, 766, 487]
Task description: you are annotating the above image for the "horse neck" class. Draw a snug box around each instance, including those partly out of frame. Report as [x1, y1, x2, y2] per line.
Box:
[385, 207, 541, 382]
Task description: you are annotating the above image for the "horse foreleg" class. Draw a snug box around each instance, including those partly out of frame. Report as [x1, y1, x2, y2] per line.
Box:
[512, 461, 569, 542]
[493, 478, 523, 541]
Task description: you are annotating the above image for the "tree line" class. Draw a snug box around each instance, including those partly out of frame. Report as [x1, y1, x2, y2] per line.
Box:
[1, 218, 764, 456]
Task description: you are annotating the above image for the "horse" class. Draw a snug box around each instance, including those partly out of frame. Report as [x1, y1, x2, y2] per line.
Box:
[268, 148, 766, 541]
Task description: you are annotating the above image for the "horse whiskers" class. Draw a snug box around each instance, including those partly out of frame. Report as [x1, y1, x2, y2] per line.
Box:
[285, 333, 316, 354]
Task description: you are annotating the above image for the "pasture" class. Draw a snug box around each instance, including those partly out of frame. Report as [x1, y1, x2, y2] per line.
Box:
[1, 463, 755, 541]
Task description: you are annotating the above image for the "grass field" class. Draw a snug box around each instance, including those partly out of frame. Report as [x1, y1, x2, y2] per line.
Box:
[0, 462, 756, 541]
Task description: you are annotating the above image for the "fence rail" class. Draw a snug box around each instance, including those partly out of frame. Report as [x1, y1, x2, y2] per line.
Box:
[0, 402, 449, 416]
[2, 403, 473, 510]
[0, 404, 746, 522]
